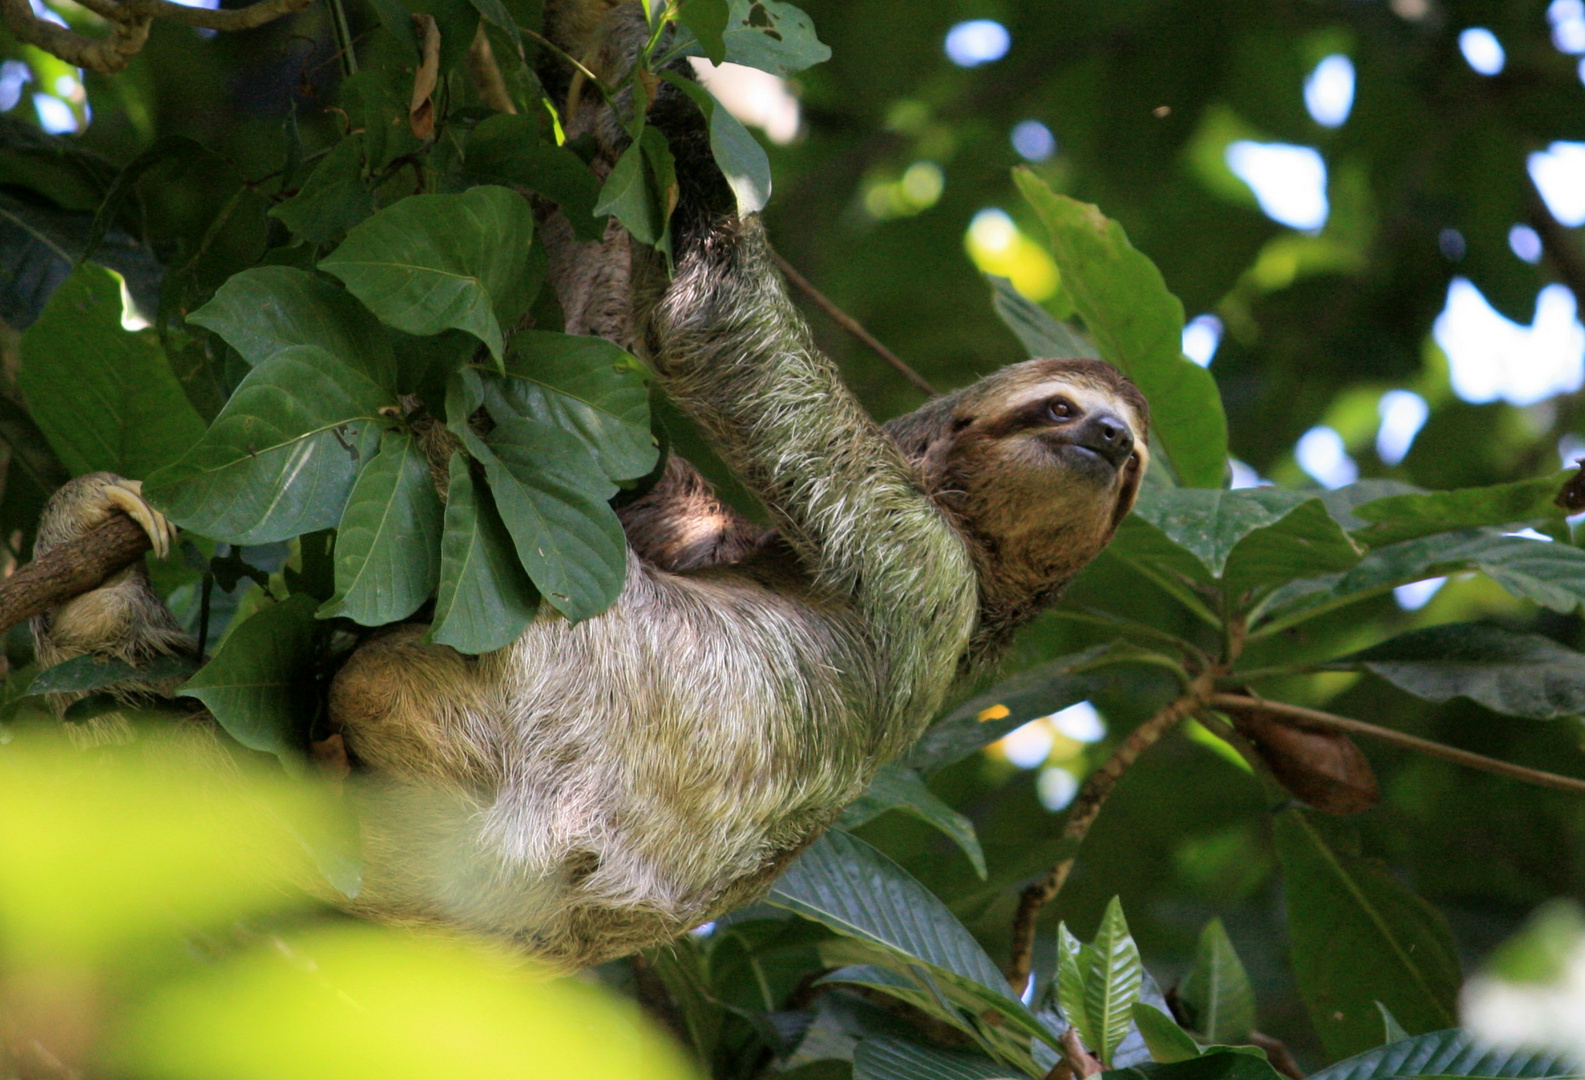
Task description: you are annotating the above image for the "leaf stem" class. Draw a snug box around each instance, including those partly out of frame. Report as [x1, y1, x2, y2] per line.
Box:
[1209, 693, 1585, 795]
[520, 25, 621, 110]
[1005, 674, 1217, 993]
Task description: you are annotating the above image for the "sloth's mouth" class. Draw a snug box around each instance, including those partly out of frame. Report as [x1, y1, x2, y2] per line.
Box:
[1048, 440, 1121, 482]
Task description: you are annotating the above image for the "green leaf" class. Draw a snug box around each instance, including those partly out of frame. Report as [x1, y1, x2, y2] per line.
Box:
[1349, 473, 1571, 548]
[181, 594, 319, 766]
[364, 0, 414, 49]
[660, 71, 773, 215]
[1306, 1029, 1581, 1080]
[477, 417, 626, 624]
[188, 265, 396, 389]
[428, 454, 542, 654]
[768, 830, 1045, 1042]
[269, 135, 373, 248]
[719, 0, 831, 76]
[318, 431, 443, 626]
[1131, 1003, 1202, 1064]
[639, 939, 721, 1063]
[1376, 1003, 1410, 1045]
[819, 964, 949, 1020]
[464, 116, 604, 242]
[989, 274, 1098, 360]
[18, 264, 205, 477]
[1273, 809, 1460, 1059]
[678, 0, 729, 64]
[1335, 622, 1585, 720]
[1131, 487, 1362, 586]
[1180, 919, 1255, 1044]
[1057, 922, 1094, 1050]
[1103, 1050, 1285, 1080]
[595, 128, 676, 248]
[29, 654, 200, 697]
[837, 764, 987, 879]
[144, 348, 393, 545]
[1012, 170, 1227, 488]
[1086, 897, 1145, 1066]
[320, 186, 539, 365]
[854, 1037, 1026, 1080]
[489, 331, 656, 483]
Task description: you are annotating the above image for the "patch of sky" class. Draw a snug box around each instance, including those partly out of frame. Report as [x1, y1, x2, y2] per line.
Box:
[1182, 314, 1223, 367]
[1225, 142, 1329, 232]
[1011, 119, 1055, 162]
[1459, 27, 1506, 75]
[1376, 390, 1429, 465]
[1304, 55, 1355, 127]
[1296, 426, 1359, 488]
[945, 20, 1010, 67]
[1529, 143, 1585, 227]
[1434, 279, 1585, 406]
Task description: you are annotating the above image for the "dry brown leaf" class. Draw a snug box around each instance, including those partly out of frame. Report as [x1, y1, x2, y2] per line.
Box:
[409, 13, 441, 140]
[1228, 704, 1381, 815]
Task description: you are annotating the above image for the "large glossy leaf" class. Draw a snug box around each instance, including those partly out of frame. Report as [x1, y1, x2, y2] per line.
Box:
[19, 264, 204, 477]
[188, 265, 395, 388]
[319, 431, 443, 626]
[595, 127, 675, 249]
[768, 831, 1022, 1011]
[1179, 918, 1256, 1044]
[1336, 623, 1585, 720]
[145, 348, 391, 544]
[989, 274, 1099, 360]
[181, 594, 319, 766]
[1104, 1050, 1285, 1080]
[1056, 923, 1092, 1049]
[320, 186, 538, 365]
[854, 1037, 1026, 1080]
[819, 965, 954, 1027]
[1260, 530, 1585, 632]
[1085, 897, 1145, 1066]
[1131, 487, 1362, 585]
[677, 0, 729, 64]
[478, 418, 626, 624]
[463, 116, 604, 242]
[1012, 171, 1227, 488]
[488, 331, 656, 484]
[428, 455, 542, 654]
[1306, 1029, 1581, 1080]
[1274, 810, 1461, 1058]
[837, 764, 987, 879]
[1349, 473, 1571, 548]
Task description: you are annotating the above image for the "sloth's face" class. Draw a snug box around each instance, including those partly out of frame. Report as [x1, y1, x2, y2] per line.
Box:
[939, 359, 1149, 579]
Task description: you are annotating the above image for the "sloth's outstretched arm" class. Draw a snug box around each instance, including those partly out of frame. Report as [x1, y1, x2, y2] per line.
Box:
[641, 210, 977, 740]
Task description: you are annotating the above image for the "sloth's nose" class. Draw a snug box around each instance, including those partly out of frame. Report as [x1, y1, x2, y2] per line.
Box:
[1076, 411, 1134, 468]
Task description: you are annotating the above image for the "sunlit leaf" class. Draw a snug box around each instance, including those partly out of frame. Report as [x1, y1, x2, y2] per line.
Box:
[1305, 1028, 1581, 1080]
[710, 0, 830, 76]
[19, 264, 205, 477]
[1349, 473, 1571, 548]
[837, 764, 987, 879]
[1274, 809, 1460, 1058]
[678, 0, 730, 64]
[660, 71, 773, 215]
[319, 430, 443, 626]
[320, 186, 539, 365]
[144, 347, 392, 544]
[1086, 897, 1145, 1066]
[1012, 171, 1227, 488]
[118, 925, 698, 1080]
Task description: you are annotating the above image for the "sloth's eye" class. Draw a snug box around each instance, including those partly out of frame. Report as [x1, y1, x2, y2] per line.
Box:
[1046, 398, 1076, 422]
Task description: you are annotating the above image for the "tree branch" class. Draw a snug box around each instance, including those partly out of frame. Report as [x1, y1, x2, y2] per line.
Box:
[0, 0, 149, 74]
[126, 0, 314, 31]
[770, 249, 938, 397]
[1006, 676, 1214, 992]
[0, 513, 151, 640]
[1210, 693, 1585, 796]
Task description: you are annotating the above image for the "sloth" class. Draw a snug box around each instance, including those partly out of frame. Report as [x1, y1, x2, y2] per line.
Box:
[28, 2, 1150, 970]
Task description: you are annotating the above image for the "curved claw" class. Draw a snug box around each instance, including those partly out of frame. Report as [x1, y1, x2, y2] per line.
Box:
[101, 479, 177, 559]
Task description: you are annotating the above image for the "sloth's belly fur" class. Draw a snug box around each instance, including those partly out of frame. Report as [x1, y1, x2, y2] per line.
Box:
[336, 561, 889, 970]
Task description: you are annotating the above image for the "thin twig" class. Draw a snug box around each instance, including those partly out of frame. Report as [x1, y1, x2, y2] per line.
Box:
[1005, 676, 1215, 992]
[1210, 693, 1585, 795]
[770, 249, 938, 397]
